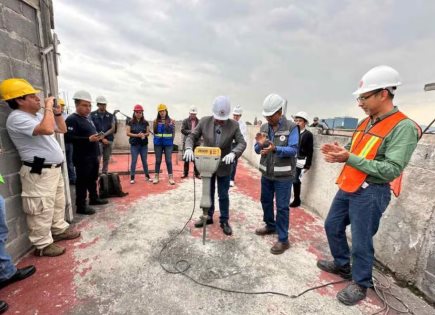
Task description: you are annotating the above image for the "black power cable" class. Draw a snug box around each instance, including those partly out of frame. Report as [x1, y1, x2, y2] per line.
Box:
[157, 174, 345, 299]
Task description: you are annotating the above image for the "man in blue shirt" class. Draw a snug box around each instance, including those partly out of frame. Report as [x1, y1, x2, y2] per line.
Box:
[90, 96, 115, 174]
[254, 94, 299, 254]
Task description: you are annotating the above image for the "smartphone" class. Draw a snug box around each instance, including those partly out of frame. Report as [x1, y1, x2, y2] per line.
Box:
[53, 98, 59, 109]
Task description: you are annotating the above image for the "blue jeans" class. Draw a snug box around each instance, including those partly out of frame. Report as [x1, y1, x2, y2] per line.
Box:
[325, 184, 391, 288]
[154, 145, 173, 175]
[130, 145, 149, 178]
[0, 195, 16, 281]
[209, 174, 230, 223]
[260, 176, 293, 243]
[65, 142, 76, 182]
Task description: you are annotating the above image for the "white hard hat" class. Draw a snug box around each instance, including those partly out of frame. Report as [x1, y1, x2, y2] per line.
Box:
[189, 105, 198, 114]
[72, 90, 92, 102]
[294, 111, 309, 123]
[353, 65, 402, 95]
[96, 95, 108, 104]
[212, 96, 231, 120]
[232, 105, 242, 115]
[262, 93, 286, 116]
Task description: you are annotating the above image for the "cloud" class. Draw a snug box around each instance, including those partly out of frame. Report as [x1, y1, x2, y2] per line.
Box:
[55, 0, 435, 125]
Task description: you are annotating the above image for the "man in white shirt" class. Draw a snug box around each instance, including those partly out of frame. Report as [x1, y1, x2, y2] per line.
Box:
[230, 105, 247, 187]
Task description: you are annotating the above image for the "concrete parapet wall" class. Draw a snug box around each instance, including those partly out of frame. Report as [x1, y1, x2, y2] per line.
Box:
[240, 124, 435, 302]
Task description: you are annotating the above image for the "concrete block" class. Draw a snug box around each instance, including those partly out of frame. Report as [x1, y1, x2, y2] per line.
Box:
[0, 5, 5, 30]
[5, 195, 22, 221]
[21, 1, 36, 21]
[0, 55, 13, 78]
[11, 58, 43, 87]
[0, 127, 16, 152]
[6, 216, 19, 240]
[25, 41, 40, 65]
[0, 28, 26, 61]
[0, 152, 21, 175]
[4, 7, 38, 44]
[5, 233, 31, 261]
[0, 179, 9, 197]
[7, 172, 21, 196]
[1, 0, 21, 15]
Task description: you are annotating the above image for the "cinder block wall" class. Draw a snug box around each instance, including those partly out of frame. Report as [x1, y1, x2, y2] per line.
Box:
[0, 0, 47, 259]
[241, 124, 435, 302]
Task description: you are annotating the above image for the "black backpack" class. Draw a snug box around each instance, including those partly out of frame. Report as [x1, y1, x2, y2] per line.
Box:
[99, 173, 128, 198]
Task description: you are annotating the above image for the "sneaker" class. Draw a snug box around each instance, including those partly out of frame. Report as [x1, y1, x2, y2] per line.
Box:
[153, 174, 159, 184]
[337, 282, 367, 305]
[194, 218, 213, 228]
[270, 241, 290, 255]
[130, 179, 135, 184]
[230, 180, 235, 187]
[168, 175, 175, 185]
[316, 260, 352, 279]
[53, 227, 81, 242]
[89, 198, 108, 205]
[34, 243, 65, 257]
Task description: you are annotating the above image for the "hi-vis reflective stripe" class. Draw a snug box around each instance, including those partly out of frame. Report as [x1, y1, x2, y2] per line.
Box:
[358, 136, 381, 158]
[259, 164, 267, 171]
[274, 165, 292, 172]
[156, 133, 173, 137]
[350, 131, 362, 151]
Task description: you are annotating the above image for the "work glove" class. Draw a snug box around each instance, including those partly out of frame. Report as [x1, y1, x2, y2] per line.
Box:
[222, 152, 236, 165]
[183, 148, 194, 162]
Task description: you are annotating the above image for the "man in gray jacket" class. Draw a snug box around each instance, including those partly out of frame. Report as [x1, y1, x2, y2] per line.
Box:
[184, 96, 247, 235]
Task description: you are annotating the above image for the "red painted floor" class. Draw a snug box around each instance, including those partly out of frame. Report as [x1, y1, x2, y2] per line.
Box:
[1, 155, 387, 314]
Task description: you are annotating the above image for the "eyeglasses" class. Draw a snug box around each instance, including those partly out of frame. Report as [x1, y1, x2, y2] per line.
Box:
[356, 89, 383, 102]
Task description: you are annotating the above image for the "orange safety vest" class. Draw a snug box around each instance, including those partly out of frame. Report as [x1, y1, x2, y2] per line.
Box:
[337, 111, 410, 195]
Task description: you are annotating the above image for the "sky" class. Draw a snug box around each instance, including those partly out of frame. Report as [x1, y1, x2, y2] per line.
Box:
[54, 0, 435, 125]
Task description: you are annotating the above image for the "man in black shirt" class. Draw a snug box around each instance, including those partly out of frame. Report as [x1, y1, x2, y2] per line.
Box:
[66, 91, 108, 215]
[290, 111, 314, 208]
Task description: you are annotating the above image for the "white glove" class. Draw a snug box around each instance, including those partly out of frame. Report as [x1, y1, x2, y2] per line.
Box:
[222, 152, 236, 165]
[183, 148, 194, 162]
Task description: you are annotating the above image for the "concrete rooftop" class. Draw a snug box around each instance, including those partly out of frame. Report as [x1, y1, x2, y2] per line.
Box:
[1, 155, 433, 315]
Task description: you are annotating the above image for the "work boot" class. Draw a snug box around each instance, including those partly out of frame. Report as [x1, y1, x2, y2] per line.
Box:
[153, 174, 159, 184]
[255, 225, 276, 236]
[168, 174, 175, 185]
[194, 218, 213, 228]
[316, 260, 352, 279]
[77, 207, 96, 215]
[220, 222, 233, 235]
[89, 198, 108, 205]
[337, 282, 367, 306]
[34, 243, 65, 257]
[289, 198, 301, 208]
[270, 241, 290, 255]
[53, 227, 81, 242]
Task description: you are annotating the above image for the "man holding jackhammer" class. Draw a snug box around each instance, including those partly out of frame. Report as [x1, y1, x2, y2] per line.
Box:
[318, 65, 420, 306]
[183, 96, 246, 236]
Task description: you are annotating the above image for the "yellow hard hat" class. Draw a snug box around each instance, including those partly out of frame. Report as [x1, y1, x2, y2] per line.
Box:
[58, 98, 66, 106]
[0, 78, 40, 101]
[157, 103, 167, 112]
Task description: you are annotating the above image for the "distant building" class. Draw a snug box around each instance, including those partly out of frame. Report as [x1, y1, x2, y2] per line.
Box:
[323, 117, 358, 129]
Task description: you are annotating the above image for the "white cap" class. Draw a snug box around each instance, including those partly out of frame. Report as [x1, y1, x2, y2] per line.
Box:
[353, 65, 402, 95]
[262, 93, 286, 116]
[232, 105, 242, 115]
[96, 95, 108, 104]
[72, 90, 92, 103]
[189, 105, 198, 114]
[212, 96, 231, 120]
[294, 111, 309, 123]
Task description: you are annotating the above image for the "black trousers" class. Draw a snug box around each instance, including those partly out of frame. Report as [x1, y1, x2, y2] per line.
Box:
[74, 156, 99, 210]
